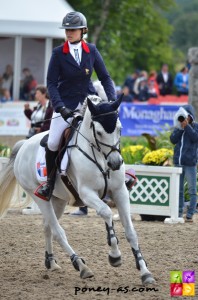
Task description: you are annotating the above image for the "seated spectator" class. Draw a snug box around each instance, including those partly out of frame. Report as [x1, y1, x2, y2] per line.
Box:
[1, 64, 13, 97]
[148, 70, 159, 98]
[122, 86, 134, 102]
[20, 68, 37, 101]
[24, 85, 53, 138]
[133, 70, 148, 99]
[174, 66, 189, 96]
[138, 79, 149, 102]
[157, 64, 173, 95]
[123, 69, 140, 98]
[0, 88, 13, 103]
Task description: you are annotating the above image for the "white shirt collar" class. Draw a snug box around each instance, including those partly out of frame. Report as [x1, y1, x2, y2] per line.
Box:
[68, 41, 82, 62]
[68, 41, 81, 50]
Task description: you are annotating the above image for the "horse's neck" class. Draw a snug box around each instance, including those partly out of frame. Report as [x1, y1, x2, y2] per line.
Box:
[79, 110, 92, 141]
[76, 111, 104, 163]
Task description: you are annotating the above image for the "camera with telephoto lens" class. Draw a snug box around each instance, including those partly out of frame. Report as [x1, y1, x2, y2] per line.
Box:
[177, 115, 186, 122]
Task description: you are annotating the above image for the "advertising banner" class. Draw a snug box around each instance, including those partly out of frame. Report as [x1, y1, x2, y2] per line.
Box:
[0, 102, 30, 136]
[0, 102, 182, 136]
[119, 103, 180, 136]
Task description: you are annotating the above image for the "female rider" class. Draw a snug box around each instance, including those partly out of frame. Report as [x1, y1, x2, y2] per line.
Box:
[36, 11, 117, 201]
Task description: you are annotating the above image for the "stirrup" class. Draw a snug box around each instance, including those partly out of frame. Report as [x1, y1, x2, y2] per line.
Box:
[34, 182, 51, 201]
[125, 169, 137, 191]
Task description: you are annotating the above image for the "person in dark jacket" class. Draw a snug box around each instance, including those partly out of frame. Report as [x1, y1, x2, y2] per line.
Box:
[24, 85, 53, 138]
[157, 64, 173, 96]
[170, 104, 198, 222]
[36, 11, 117, 201]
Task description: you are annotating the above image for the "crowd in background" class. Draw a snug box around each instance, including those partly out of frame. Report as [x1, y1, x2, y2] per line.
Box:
[0, 65, 37, 102]
[119, 63, 189, 103]
[0, 62, 190, 104]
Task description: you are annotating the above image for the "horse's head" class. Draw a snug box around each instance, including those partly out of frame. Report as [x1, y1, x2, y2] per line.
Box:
[86, 95, 123, 171]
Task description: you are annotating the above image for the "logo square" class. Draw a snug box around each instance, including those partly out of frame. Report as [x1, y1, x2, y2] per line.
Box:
[182, 283, 195, 296]
[170, 271, 182, 283]
[170, 283, 183, 296]
[183, 270, 195, 283]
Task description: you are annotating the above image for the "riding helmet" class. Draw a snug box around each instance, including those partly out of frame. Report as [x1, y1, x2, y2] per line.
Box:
[60, 12, 87, 30]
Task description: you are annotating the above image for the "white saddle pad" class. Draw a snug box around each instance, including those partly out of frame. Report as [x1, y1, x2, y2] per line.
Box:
[36, 146, 69, 182]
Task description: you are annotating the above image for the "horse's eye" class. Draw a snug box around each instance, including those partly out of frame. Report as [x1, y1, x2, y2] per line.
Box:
[97, 131, 102, 136]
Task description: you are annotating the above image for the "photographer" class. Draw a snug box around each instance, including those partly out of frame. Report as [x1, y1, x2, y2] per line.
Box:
[24, 85, 53, 139]
[170, 104, 198, 222]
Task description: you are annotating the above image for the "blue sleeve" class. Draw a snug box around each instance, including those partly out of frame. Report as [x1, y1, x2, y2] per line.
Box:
[47, 49, 65, 111]
[93, 47, 117, 101]
[170, 128, 183, 144]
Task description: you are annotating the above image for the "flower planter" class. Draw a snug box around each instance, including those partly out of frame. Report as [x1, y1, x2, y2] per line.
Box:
[126, 164, 184, 224]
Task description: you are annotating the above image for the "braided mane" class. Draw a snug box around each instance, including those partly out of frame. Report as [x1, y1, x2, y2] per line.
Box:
[80, 95, 105, 117]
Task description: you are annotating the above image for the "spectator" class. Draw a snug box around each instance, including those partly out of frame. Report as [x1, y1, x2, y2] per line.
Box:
[156, 64, 173, 95]
[122, 86, 134, 102]
[1, 64, 13, 97]
[170, 104, 198, 222]
[0, 88, 13, 103]
[133, 70, 148, 99]
[24, 85, 53, 139]
[174, 66, 189, 96]
[138, 79, 149, 102]
[147, 70, 159, 98]
[20, 68, 37, 101]
[123, 69, 140, 98]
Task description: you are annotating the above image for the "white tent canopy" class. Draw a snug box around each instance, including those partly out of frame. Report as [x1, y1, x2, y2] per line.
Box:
[0, 0, 73, 99]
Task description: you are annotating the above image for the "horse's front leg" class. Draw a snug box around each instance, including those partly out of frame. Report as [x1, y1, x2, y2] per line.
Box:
[113, 187, 155, 285]
[81, 190, 121, 268]
[29, 192, 94, 279]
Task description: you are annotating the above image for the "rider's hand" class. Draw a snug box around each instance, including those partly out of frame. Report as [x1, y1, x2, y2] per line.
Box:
[59, 106, 74, 121]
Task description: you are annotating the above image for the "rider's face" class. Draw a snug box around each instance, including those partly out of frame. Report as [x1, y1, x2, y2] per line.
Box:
[65, 29, 81, 43]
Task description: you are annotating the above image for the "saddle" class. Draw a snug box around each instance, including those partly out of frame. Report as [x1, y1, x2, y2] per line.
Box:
[40, 116, 84, 207]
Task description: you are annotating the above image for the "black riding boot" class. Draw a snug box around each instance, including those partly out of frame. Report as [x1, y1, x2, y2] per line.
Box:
[36, 147, 58, 201]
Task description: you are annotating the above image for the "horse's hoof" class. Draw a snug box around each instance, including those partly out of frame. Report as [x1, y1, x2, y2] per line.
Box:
[80, 269, 94, 279]
[141, 273, 156, 285]
[50, 261, 61, 271]
[108, 255, 122, 267]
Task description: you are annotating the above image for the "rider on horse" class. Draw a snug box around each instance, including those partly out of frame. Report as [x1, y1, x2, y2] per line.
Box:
[36, 11, 118, 200]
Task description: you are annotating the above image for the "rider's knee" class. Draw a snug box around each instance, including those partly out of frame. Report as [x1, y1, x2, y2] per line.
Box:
[48, 141, 58, 152]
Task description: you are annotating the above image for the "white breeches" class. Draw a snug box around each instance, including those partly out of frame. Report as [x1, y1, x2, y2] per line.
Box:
[48, 103, 82, 152]
[48, 112, 73, 151]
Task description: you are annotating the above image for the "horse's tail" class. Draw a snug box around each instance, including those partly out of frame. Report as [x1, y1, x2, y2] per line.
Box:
[0, 140, 25, 218]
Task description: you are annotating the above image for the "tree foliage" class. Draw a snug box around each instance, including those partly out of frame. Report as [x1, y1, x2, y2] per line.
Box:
[67, 0, 175, 85]
[166, 0, 198, 57]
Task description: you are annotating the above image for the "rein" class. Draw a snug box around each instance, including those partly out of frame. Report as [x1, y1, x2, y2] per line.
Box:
[66, 109, 121, 199]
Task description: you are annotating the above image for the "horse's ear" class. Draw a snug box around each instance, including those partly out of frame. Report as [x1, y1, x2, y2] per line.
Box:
[110, 93, 124, 110]
[87, 97, 97, 115]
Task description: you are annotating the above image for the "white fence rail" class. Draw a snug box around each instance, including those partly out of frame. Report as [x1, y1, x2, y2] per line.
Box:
[126, 164, 183, 224]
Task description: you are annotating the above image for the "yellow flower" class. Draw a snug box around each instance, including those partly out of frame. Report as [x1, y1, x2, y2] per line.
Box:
[142, 148, 173, 166]
[121, 145, 150, 164]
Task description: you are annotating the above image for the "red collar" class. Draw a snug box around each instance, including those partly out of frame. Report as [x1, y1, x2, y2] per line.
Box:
[63, 40, 90, 54]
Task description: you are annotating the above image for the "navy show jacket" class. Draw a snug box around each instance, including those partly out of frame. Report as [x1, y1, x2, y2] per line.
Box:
[47, 40, 116, 112]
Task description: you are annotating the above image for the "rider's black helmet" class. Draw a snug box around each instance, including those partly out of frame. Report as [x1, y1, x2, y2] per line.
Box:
[60, 12, 87, 30]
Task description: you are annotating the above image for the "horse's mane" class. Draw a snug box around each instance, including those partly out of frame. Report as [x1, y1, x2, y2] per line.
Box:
[80, 95, 105, 117]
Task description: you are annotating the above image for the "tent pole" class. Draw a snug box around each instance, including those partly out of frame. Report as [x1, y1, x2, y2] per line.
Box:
[13, 35, 22, 100]
[44, 38, 53, 85]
